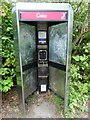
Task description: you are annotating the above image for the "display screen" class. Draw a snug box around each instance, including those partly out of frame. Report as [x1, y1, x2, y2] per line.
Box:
[38, 31, 47, 44]
[39, 50, 47, 60]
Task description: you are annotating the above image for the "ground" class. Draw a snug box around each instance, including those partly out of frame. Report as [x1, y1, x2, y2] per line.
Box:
[1, 87, 63, 118]
[0, 87, 89, 119]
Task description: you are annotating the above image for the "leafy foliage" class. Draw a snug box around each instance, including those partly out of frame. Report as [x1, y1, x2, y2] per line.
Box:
[65, 2, 90, 117]
[66, 35, 90, 117]
[1, 2, 16, 92]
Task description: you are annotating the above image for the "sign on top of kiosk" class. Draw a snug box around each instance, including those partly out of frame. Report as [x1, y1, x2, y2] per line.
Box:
[20, 11, 68, 21]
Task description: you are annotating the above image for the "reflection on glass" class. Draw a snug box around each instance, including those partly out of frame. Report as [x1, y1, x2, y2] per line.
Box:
[23, 67, 37, 98]
[49, 23, 67, 65]
[49, 66, 66, 97]
[20, 22, 36, 65]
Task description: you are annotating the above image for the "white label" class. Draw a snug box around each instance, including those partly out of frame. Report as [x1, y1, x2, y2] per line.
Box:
[36, 12, 47, 18]
[41, 85, 46, 92]
[38, 31, 46, 39]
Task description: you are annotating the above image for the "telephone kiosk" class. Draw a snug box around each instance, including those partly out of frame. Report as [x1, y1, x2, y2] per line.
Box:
[12, 3, 73, 114]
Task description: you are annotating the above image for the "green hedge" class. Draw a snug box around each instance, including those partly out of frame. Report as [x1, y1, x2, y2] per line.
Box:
[1, 2, 16, 92]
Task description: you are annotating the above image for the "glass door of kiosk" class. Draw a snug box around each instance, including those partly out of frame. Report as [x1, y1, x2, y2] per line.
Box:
[19, 22, 37, 99]
[49, 22, 67, 98]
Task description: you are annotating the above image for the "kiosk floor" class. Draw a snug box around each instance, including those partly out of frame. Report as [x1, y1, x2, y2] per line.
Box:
[25, 92, 62, 118]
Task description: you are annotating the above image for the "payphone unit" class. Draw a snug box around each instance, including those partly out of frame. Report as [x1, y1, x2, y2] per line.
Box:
[37, 23, 49, 93]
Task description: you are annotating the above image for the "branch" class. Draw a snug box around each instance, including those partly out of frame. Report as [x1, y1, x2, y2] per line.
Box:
[72, 30, 89, 49]
[74, 0, 84, 15]
[72, 30, 90, 55]
[72, 12, 88, 49]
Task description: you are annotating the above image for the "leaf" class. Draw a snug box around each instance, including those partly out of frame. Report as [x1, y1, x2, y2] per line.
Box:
[3, 86, 10, 92]
[72, 55, 80, 61]
[2, 36, 9, 40]
[6, 27, 12, 32]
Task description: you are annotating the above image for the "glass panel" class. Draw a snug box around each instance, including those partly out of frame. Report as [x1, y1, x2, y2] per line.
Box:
[49, 67, 66, 97]
[23, 67, 37, 99]
[20, 22, 36, 65]
[49, 23, 67, 65]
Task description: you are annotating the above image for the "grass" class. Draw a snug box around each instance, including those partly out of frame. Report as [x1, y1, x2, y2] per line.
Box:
[49, 92, 64, 117]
